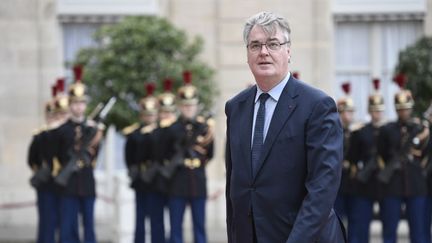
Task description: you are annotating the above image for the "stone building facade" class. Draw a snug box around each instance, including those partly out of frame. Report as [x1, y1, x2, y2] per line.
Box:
[0, 0, 431, 238]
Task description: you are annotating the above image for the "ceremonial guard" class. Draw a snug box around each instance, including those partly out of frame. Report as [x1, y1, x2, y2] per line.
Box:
[53, 65, 105, 243]
[166, 71, 214, 243]
[334, 82, 356, 223]
[28, 80, 69, 243]
[123, 82, 160, 243]
[348, 78, 386, 243]
[144, 78, 179, 243]
[377, 74, 430, 243]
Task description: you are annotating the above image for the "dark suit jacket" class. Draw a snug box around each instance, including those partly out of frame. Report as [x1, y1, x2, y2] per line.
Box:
[225, 77, 345, 243]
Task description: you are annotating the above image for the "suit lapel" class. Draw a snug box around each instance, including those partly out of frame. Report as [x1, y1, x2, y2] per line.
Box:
[253, 78, 299, 179]
[238, 87, 256, 180]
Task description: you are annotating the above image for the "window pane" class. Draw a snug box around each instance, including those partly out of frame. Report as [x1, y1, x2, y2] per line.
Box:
[62, 23, 102, 64]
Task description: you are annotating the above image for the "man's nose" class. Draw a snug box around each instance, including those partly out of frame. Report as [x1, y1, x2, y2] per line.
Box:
[259, 44, 270, 55]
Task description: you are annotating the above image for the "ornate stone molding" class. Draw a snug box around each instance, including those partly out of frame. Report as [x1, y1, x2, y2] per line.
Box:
[58, 0, 158, 14]
[334, 12, 425, 22]
[58, 14, 124, 24]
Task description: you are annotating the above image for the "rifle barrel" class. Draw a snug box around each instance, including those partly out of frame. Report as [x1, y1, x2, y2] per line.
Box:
[99, 97, 117, 120]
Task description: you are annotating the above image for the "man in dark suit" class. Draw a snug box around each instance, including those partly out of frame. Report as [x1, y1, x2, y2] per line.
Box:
[225, 12, 345, 243]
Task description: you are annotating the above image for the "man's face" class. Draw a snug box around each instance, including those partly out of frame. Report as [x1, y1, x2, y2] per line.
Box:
[45, 113, 56, 125]
[159, 111, 176, 121]
[55, 111, 70, 123]
[397, 108, 412, 122]
[179, 103, 198, 120]
[247, 25, 290, 83]
[369, 110, 383, 123]
[141, 113, 158, 124]
[69, 100, 87, 118]
[339, 110, 354, 127]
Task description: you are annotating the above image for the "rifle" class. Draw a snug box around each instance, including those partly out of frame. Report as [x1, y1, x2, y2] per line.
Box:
[423, 156, 432, 178]
[54, 96, 117, 187]
[356, 158, 378, 184]
[159, 142, 185, 179]
[129, 162, 161, 183]
[128, 165, 140, 181]
[377, 125, 420, 184]
[30, 164, 51, 188]
[159, 115, 214, 179]
[423, 101, 432, 123]
[140, 163, 160, 183]
[377, 156, 402, 184]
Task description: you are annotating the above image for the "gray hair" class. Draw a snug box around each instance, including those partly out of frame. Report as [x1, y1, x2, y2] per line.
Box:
[243, 12, 291, 45]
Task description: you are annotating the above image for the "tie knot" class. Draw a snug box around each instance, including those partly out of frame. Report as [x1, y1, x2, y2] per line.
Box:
[259, 93, 270, 104]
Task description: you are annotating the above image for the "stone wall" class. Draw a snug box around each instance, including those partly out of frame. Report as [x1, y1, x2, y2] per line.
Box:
[161, 0, 334, 181]
[0, 0, 63, 187]
[426, 0, 432, 35]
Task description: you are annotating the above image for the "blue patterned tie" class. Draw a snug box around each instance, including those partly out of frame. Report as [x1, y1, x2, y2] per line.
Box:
[251, 93, 270, 176]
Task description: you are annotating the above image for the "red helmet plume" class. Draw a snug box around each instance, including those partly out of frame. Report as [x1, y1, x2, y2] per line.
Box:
[373, 78, 380, 91]
[183, 70, 192, 84]
[163, 78, 173, 92]
[56, 78, 65, 93]
[393, 73, 407, 89]
[73, 65, 83, 83]
[145, 82, 156, 96]
[341, 82, 351, 95]
[51, 85, 58, 98]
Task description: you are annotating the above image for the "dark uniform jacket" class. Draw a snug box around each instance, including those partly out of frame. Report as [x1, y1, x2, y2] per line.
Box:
[350, 122, 383, 199]
[124, 122, 158, 191]
[426, 122, 432, 195]
[167, 117, 214, 198]
[28, 126, 61, 192]
[378, 119, 429, 197]
[53, 119, 101, 197]
[151, 119, 178, 195]
[339, 126, 354, 195]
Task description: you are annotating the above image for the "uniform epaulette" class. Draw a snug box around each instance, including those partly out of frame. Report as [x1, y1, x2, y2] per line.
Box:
[350, 122, 364, 132]
[412, 117, 421, 124]
[160, 118, 176, 128]
[32, 124, 50, 135]
[86, 119, 106, 131]
[32, 128, 42, 136]
[196, 115, 206, 123]
[85, 119, 97, 127]
[207, 118, 215, 128]
[422, 119, 430, 128]
[141, 123, 156, 134]
[46, 121, 63, 131]
[122, 123, 140, 135]
[375, 119, 387, 128]
[46, 124, 57, 131]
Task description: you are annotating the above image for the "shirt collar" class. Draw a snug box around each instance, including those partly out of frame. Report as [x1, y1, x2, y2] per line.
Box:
[255, 72, 290, 103]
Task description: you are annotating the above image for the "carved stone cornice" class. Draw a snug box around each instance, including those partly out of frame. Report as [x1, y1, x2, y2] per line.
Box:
[334, 12, 425, 22]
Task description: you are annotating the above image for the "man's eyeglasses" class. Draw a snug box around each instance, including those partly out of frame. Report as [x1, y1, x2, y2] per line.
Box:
[247, 41, 289, 52]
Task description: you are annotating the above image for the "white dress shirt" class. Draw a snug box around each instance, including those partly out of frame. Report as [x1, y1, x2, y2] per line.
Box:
[251, 72, 290, 147]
